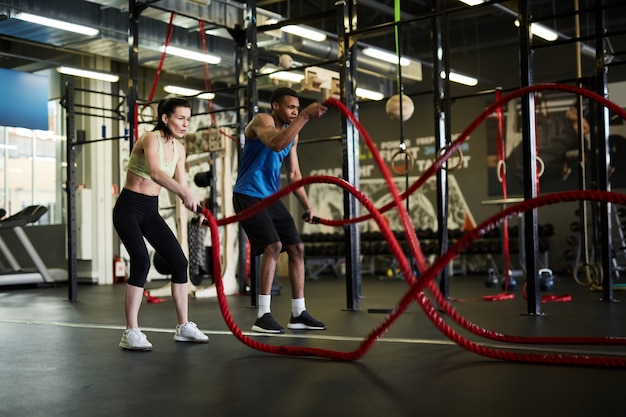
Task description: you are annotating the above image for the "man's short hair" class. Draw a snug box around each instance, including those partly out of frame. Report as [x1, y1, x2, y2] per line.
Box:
[270, 87, 298, 105]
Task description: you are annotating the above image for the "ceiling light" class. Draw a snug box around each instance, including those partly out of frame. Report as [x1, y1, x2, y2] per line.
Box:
[268, 71, 305, 83]
[159, 45, 222, 64]
[440, 70, 478, 86]
[529, 23, 559, 42]
[458, 0, 484, 5]
[461, 1, 558, 42]
[362, 47, 410, 67]
[163, 85, 215, 100]
[355, 88, 384, 101]
[259, 65, 305, 83]
[56, 66, 119, 82]
[15, 12, 99, 36]
[514, 20, 558, 42]
[281, 25, 327, 42]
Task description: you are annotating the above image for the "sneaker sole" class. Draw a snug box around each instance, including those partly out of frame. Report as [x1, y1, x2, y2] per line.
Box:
[251, 325, 285, 334]
[119, 342, 152, 351]
[287, 323, 326, 330]
[174, 335, 209, 343]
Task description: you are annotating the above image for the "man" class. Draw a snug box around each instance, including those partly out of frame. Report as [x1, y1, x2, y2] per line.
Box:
[233, 87, 328, 333]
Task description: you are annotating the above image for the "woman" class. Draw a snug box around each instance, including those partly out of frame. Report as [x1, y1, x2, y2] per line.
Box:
[113, 97, 208, 350]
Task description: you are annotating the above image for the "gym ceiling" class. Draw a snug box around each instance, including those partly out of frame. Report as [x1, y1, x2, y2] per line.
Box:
[0, 0, 625, 102]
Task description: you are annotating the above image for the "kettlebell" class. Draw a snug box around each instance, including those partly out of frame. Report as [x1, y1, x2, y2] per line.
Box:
[539, 268, 554, 291]
[501, 271, 517, 291]
[485, 268, 499, 288]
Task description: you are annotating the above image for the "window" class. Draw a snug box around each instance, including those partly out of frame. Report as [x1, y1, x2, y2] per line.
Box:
[0, 99, 64, 224]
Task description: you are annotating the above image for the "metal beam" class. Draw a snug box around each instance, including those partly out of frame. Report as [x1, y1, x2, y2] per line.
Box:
[338, 0, 361, 311]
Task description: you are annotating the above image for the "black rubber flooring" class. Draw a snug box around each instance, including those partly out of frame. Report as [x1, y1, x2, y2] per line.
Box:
[2, 272, 626, 417]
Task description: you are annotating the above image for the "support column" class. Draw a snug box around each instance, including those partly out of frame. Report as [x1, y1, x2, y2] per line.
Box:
[246, 0, 259, 307]
[128, 0, 145, 148]
[518, 0, 541, 315]
[64, 82, 78, 302]
[593, 0, 614, 302]
[234, 26, 248, 295]
[431, 1, 451, 297]
[338, 0, 361, 310]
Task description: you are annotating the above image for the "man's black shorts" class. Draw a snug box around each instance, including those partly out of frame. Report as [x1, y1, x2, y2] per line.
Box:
[233, 192, 301, 256]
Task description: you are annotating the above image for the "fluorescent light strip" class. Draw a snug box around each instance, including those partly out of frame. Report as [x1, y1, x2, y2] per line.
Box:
[513, 20, 558, 41]
[355, 88, 384, 101]
[440, 70, 478, 86]
[15, 12, 99, 36]
[458, 0, 484, 5]
[460, 2, 558, 42]
[362, 47, 410, 67]
[258, 64, 305, 83]
[163, 85, 215, 100]
[56, 66, 119, 82]
[529, 23, 559, 42]
[269, 71, 305, 83]
[159, 45, 222, 64]
[281, 25, 327, 42]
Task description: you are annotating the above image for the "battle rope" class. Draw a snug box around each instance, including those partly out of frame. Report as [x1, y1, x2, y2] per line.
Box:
[199, 83, 626, 367]
[485, 87, 514, 300]
[325, 83, 626, 228]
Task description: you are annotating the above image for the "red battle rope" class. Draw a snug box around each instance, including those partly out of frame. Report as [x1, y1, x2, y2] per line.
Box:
[488, 87, 514, 299]
[199, 83, 626, 366]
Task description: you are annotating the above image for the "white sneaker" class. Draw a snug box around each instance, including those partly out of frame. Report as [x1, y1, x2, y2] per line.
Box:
[174, 321, 209, 343]
[119, 329, 153, 351]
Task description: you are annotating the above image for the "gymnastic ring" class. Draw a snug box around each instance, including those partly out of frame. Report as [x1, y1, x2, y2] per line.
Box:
[496, 160, 506, 183]
[139, 104, 156, 123]
[536, 155, 545, 178]
[390, 150, 414, 176]
[587, 263, 606, 291]
[438, 145, 464, 171]
[573, 262, 600, 286]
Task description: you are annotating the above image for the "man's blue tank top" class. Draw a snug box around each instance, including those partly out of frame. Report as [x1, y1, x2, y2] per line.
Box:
[233, 138, 293, 199]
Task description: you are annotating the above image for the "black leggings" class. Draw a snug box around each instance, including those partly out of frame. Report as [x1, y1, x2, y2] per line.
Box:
[113, 188, 188, 287]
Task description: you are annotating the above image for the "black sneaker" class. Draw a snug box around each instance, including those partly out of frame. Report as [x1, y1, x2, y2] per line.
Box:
[251, 313, 285, 334]
[288, 310, 327, 330]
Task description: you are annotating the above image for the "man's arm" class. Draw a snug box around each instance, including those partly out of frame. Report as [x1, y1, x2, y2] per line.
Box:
[284, 140, 316, 222]
[246, 103, 327, 152]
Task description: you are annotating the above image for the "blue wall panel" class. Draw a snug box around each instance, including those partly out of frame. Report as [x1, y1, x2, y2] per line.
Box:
[0, 68, 49, 130]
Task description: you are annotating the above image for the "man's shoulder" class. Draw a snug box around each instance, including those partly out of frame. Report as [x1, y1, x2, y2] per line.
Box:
[253, 112, 274, 123]
[246, 113, 276, 139]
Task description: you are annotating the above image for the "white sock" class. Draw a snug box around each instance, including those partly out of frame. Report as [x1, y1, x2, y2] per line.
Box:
[291, 298, 305, 317]
[258, 294, 271, 318]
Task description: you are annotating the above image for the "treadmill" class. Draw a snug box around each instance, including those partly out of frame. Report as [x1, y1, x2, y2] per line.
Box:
[0, 205, 67, 286]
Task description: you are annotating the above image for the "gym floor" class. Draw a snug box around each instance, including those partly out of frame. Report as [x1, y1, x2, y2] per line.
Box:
[1, 272, 626, 417]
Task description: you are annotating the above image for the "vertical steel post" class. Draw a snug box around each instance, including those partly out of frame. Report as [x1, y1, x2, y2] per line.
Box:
[65, 82, 78, 302]
[431, 2, 450, 297]
[234, 26, 248, 295]
[594, 0, 614, 302]
[337, 0, 361, 310]
[518, 0, 541, 315]
[128, 0, 143, 150]
[246, 0, 259, 307]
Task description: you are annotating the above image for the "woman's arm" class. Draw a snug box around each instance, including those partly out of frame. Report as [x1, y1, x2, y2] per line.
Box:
[143, 133, 199, 211]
